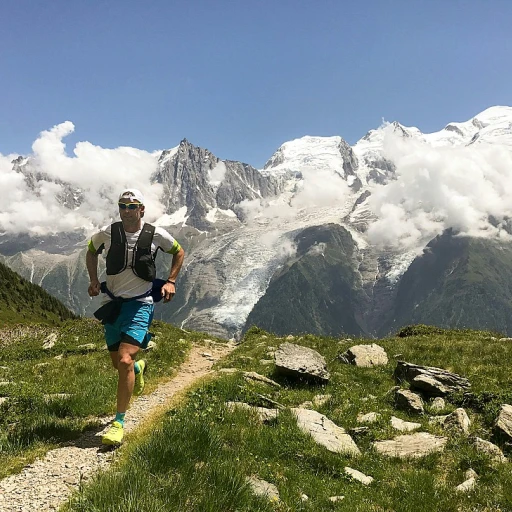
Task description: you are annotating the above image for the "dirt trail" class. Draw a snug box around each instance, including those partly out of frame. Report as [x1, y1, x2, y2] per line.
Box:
[0, 341, 236, 512]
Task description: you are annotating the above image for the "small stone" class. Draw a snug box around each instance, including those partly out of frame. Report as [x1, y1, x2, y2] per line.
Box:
[465, 468, 478, 480]
[34, 362, 50, 368]
[357, 412, 381, 424]
[144, 341, 157, 351]
[77, 343, 97, 352]
[455, 477, 476, 493]
[329, 496, 345, 502]
[246, 476, 280, 502]
[300, 493, 309, 501]
[313, 394, 331, 407]
[344, 467, 373, 485]
[430, 397, 446, 412]
[391, 416, 421, 432]
[243, 371, 280, 387]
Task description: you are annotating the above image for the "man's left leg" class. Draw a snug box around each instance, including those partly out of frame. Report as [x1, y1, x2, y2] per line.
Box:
[102, 342, 140, 445]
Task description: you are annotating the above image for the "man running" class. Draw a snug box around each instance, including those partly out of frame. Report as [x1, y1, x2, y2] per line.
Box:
[86, 188, 184, 445]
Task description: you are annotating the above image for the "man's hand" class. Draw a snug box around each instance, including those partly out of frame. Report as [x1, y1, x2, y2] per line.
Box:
[88, 279, 101, 297]
[161, 282, 176, 303]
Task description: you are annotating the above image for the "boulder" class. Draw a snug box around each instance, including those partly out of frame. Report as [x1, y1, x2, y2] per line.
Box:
[472, 437, 507, 463]
[339, 344, 388, 367]
[373, 432, 448, 458]
[495, 404, 512, 442]
[291, 408, 360, 456]
[275, 343, 330, 382]
[444, 408, 470, 435]
[394, 361, 470, 396]
[395, 389, 424, 414]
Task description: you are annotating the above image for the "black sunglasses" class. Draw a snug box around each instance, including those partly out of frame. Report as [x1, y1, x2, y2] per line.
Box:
[118, 202, 142, 210]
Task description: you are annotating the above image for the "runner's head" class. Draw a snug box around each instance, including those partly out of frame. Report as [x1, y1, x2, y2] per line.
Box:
[118, 188, 145, 218]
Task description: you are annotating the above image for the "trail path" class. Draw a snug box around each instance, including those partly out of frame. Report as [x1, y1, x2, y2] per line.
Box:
[0, 341, 236, 512]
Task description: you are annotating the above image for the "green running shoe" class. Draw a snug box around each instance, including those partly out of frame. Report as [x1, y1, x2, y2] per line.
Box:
[133, 359, 146, 396]
[102, 421, 124, 446]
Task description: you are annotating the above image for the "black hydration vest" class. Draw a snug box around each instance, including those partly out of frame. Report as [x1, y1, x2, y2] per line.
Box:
[105, 222, 157, 282]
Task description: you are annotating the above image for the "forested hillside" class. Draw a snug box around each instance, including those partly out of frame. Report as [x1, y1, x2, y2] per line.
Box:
[0, 262, 76, 325]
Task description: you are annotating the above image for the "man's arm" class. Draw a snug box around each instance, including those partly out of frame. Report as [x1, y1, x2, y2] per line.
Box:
[161, 247, 185, 303]
[86, 250, 101, 297]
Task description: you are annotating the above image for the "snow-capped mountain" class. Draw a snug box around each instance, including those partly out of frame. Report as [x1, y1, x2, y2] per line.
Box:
[2, 106, 512, 338]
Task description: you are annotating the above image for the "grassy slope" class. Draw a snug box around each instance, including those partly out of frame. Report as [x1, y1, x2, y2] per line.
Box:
[0, 318, 206, 478]
[66, 325, 512, 512]
[0, 261, 76, 326]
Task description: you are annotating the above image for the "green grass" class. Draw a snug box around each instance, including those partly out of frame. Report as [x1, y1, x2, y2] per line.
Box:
[0, 261, 76, 326]
[0, 318, 200, 478]
[64, 326, 512, 511]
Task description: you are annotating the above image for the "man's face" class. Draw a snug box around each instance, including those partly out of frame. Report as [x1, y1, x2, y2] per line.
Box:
[118, 198, 144, 223]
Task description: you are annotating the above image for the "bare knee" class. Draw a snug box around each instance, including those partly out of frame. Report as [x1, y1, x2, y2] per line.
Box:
[118, 353, 134, 372]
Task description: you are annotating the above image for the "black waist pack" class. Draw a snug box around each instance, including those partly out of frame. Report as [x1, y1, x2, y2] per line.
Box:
[93, 300, 123, 325]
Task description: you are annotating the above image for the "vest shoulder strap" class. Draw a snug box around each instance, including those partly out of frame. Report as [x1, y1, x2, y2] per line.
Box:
[111, 221, 126, 245]
[137, 223, 155, 250]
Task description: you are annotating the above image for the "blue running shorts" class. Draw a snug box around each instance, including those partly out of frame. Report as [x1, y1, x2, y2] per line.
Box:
[104, 301, 154, 352]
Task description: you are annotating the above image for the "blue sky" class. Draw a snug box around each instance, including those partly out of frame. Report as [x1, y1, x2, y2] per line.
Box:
[1, 0, 511, 168]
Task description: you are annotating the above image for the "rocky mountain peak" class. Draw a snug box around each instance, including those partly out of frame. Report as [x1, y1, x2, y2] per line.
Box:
[151, 140, 291, 230]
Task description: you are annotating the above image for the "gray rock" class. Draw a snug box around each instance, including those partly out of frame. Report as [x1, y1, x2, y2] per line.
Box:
[495, 404, 512, 442]
[390, 416, 421, 432]
[43, 333, 58, 350]
[465, 468, 478, 480]
[394, 361, 470, 396]
[373, 432, 448, 458]
[349, 426, 370, 437]
[226, 402, 279, 423]
[246, 476, 280, 502]
[313, 394, 331, 407]
[395, 389, 424, 414]
[291, 408, 360, 456]
[275, 343, 330, 382]
[357, 412, 380, 424]
[430, 397, 446, 412]
[411, 375, 450, 396]
[344, 467, 373, 485]
[472, 437, 507, 463]
[339, 344, 388, 367]
[77, 343, 97, 352]
[455, 477, 476, 493]
[444, 408, 470, 435]
[243, 371, 281, 388]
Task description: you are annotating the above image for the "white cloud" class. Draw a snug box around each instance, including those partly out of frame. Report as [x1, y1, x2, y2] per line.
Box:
[0, 122, 164, 235]
[367, 133, 512, 250]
